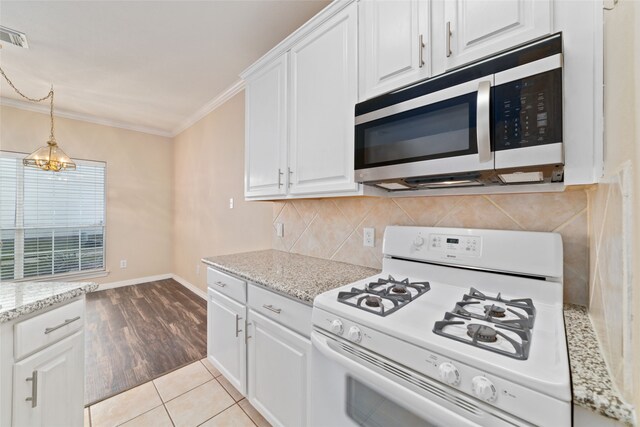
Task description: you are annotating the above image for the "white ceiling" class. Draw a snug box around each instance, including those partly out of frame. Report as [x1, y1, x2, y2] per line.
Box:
[0, 0, 330, 136]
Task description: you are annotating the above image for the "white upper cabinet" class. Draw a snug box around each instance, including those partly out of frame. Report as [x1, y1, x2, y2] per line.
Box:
[244, 55, 288, 198]
[288, 2, 359, 195]
[243, 1, 361, 200]
[359, 0, 430, 100]
[436, 0, 552, 71]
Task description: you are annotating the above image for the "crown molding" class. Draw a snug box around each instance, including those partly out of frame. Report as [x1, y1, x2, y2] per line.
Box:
[171, 79, 245, 137]
[0, 96, 174, 138]
[1, 78, 247, 139]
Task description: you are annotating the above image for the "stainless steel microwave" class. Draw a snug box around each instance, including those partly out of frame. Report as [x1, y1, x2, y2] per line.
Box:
[355, 34, 564, 191]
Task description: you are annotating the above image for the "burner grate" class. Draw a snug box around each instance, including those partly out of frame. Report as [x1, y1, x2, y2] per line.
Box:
[433, 287, 535, 360]
[433, 312, 531, 360]
[337, 275, 430, 317]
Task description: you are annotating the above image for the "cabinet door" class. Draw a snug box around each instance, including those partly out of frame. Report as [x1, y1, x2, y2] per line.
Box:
[247, 310, 310, 427]
[288, 3, 359, 196]
[207, 290, 246, 395]
[245, 54, 288, 198]
[359, 0, 430, 100]
[440, 0, 551, 70]
[13, 331, 84, 427]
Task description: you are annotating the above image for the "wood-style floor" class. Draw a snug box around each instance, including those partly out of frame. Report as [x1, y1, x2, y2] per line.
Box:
[85, 279, 207, 405]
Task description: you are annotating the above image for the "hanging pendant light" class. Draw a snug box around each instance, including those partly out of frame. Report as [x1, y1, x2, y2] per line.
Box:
[0, 66, 76, 172]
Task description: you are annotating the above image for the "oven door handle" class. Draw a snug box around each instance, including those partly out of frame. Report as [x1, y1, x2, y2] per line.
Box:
[311, 331, 483, 427]
[476, 80, 492, 163]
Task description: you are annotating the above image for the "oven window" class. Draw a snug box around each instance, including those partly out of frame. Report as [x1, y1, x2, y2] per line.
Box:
[346, 377, 434, 427]
[355, 92, 477, 169]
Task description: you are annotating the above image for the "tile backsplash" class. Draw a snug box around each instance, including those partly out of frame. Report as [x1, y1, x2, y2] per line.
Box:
[272, 190, 589, 305]
[588, 164, 634, 402]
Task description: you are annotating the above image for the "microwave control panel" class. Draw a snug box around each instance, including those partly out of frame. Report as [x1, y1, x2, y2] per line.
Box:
[494, 68, 562, 151]
[428, 234, 481, 257]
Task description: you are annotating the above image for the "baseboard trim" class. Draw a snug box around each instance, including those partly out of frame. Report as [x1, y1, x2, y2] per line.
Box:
[172, 274, 207, 299]
[98, 274, 173, 291]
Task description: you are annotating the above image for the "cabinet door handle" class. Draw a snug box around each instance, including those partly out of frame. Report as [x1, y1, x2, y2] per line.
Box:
[213, 281, 226, 288]
[446, 21, 452, 58]
[44, 316, 81, 334]
[262, 304, 282, 314]
[278, 168, 284, 188]
[419, 34, 426, 68]
[25, 371, 38, 408]
[235, 314, 243, 338]
[287, 167, 293, 188]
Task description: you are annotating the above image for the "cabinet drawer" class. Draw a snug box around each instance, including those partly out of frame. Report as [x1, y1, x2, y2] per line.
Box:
[14, 299, 84, 360]
[207, 267, 246, 303]
[248, 284, 312, 338]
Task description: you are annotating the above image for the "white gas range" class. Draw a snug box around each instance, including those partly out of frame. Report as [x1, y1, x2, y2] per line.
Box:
[310, 226, 570, 427]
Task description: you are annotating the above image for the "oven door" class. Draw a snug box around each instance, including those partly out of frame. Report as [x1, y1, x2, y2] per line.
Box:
[310, 330, 530, 427]
[354, 77, 494, 185]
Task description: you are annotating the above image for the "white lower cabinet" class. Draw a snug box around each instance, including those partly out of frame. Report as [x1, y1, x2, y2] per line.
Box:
[0, 297, 86, 427]
[207, 289, 246, 395]
[247, 310, 311, 427]
[12, 332, 84, 427]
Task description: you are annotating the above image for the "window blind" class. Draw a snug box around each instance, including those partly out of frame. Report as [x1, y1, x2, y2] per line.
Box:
[0, 151, 106, 281]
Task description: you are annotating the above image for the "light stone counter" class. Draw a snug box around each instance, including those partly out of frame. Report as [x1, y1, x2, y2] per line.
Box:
[202, 250, 380, 305]
[564, 304, 635, 425]
[0, 281, 98, 323]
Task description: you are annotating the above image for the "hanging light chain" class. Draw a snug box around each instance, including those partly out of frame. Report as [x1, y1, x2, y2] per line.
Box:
[0, 66, 56, 143]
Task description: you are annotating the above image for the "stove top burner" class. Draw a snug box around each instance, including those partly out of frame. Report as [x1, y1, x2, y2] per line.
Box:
[484, 304, 506, 318]
[364, 295, 382, 307]
[433, 287, 535, 360]
[337, 275, 430, 317]
[391, 284, 407, 294]
[467, 324, 498, 343]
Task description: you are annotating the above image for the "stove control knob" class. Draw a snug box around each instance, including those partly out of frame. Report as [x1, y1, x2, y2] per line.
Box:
[472, 376, 497, 402]
[347, 326, 362, 343]
[413, 236, 425, 247]
[330, 320, 344, 335]
[438, 362, 460, 386]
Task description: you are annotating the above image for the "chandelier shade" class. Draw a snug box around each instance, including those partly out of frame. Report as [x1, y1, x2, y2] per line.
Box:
[22, 139, 76, 172]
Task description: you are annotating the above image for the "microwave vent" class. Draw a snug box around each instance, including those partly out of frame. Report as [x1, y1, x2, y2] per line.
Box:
[498, 171, 544, 184]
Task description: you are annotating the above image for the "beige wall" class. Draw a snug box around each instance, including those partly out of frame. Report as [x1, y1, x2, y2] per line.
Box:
[588, 0, 639, 406]
[272, 190, 589, 305]
[0, 105, 173, 284]
[172, 92, 272, 291]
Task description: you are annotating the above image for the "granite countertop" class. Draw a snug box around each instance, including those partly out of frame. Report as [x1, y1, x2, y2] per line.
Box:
[202, 250, 380, 304]
[564, 304, 635, 425]
[0, 281, 98, 323]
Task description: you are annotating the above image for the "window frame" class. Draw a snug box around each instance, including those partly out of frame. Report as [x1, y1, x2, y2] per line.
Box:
[0, 150, 107, 282]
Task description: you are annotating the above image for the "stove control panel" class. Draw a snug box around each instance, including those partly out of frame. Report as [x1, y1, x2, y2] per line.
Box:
[428, 234, 481, 257]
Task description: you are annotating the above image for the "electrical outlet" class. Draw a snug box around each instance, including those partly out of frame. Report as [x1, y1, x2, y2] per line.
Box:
[363, 228, 375, 247]
[229, 198, 234, 209]
[276, 222, 284, 237]
[120, 259, 127, 269]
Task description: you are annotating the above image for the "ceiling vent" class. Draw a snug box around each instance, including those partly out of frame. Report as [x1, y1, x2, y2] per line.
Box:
[0, 26, 29, 48]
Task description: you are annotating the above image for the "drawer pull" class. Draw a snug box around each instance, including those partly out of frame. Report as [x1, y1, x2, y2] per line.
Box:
[214, 281, 226, 288]
[44, 316, 81, 334]
[25, 371, 38, 408]
[262, 304, 282, 314]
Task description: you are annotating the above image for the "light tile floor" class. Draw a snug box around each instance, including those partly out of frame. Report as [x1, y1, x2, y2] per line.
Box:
[85, 358, 272, 427]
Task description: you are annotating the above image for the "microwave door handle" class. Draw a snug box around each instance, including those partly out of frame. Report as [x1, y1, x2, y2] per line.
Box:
[476, 80, 492, 163]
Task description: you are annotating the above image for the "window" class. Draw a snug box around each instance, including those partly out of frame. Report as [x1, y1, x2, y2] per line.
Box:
[0, 152, 105, 281]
